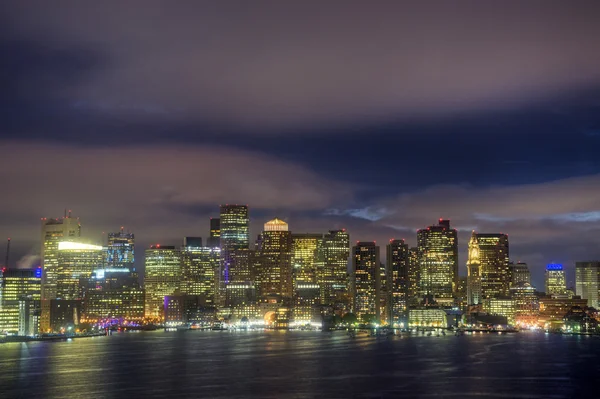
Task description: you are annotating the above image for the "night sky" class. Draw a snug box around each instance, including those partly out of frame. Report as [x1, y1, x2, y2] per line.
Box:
[2, 1, 600, 290]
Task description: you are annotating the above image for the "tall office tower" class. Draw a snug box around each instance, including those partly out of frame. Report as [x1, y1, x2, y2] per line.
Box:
[107, 228, 135, 270]
[183, 237, 203, 248]
[417, 219, 458, 305]
[386, 239, 409, 325]
[545, 264, 567, 296]
[207, 218, 221, 248]
[316, 230, 350, 308]
[219, 205, 249, 251]
[476, 233, 510, 299]
[352, 242, 380, 321]
[56, 241, 104, 300]
[219, 205, 249, 296]
[292, 233, 322, 285]
[144, 245, 181, 320]
[575, 261, 600, 308]
[83, 268, 144, 323]
[180, 244, 220, 306]
[40, 213, 81, 301]
[407, 247, 419, 306]
[0, 268, 41, 334]
[510, 262, 531, 286]
[466, 232, 482, 305]
[254, 218, 293, 302]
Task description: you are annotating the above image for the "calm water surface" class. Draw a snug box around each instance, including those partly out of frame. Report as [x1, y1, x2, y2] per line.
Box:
[1, 330, 599, 398]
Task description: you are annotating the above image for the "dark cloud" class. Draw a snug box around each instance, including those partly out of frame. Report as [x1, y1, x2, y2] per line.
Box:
[3, 1, 600, 131]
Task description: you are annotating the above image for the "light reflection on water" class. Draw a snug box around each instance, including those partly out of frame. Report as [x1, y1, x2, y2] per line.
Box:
[1, 331, 598, 398]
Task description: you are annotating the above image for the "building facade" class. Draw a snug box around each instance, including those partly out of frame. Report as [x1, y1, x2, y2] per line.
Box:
[0, 268, 42, 334]
[144, 245, 181, 320]
[466, 232, 482, 306]
[417, 219, 458, 305]
[476, 233, 510, 299]
[254, 219, 293, 302]
[545, 264, 567, 296]
[352, 242, 380, 321]
[56, 241, 104, 300]
[316, 230, 350, 308]
[575, 261, 600, 308]
[386, 239, 409, 325]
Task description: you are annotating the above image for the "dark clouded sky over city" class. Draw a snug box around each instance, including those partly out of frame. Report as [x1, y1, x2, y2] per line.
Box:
[2, 1, 600, 288]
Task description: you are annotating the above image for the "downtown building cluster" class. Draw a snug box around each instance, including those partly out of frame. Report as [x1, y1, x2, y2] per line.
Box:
[2, 208, 600, 335]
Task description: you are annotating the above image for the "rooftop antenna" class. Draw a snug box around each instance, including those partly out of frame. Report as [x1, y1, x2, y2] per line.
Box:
[5, 238, 10, 268]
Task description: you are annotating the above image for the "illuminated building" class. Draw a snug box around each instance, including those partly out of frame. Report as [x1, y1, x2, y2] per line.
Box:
[575, 261, 599, 308]
[538, 296, 588, 326]
[254, 218, 293, 302]
[417, 219, 458, 305]
[510, 282, 539, 325]
[510, 262, 530, 286]
[0, 268, 42, 334]
[456, 277, 468, 311]
[476, 233, 510, 299]
[352, 242, 380, 320]
[219, 205, 250, 301]
[18, 296, 41, 336]
[219, 205, 249, 250]
[207, 218, 220, 248]
[386, 239, 409, 325]
[40, 213, 81, 301]
[180, 246, 220, 306]
[225, 283, 256, 307]
[56, 241, 104, 300]
[316, 230, 350, 308]
[293, 283, 321, 324]
[545, 264, 567, 296]
[483, 298, 516, 325]
[466, 232, 482, 305]
[107, 228, 135, 270]
[408, 308, 447, 328]
[144, 245, 181, 320]
[292, 233, 322, 285]
[83, 268, 144, 323]
[407, 247, 419, 307]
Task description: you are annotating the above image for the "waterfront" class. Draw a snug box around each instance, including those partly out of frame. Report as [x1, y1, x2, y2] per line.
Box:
[1, 331, 599, 398]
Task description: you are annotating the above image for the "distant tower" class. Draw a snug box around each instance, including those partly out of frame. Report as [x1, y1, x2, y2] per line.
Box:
[207, 218, 220, 248]
[352, 242, 380, 322]
[474, 233, 510, 299]
[254, 218, 293, 302]
[40, 212, 81, 301]
[467, 232, 482, 305]
[386, 239, 409, 326]
[545, 264, 567, 296]
[144, 245, 181, 320]
[107, 228, 135, 270]
[575, 261, 600, 308]
[316, 230, 350, 309]
[417, 219, 458, 305]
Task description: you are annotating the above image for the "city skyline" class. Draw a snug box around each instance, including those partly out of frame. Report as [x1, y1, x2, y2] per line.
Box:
[0, 207, 592, 292]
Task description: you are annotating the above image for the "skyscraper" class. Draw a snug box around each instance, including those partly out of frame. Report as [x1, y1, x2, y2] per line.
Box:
[219, 205, 249, 251]
[0, 268, 41, 334]
[144, 245, 181, 320]
[207, 218, 220, 248]
[56, 241, 104, 300]
[545, 264, 567, 296]
[352, 242, 380, 321]
[407, 247, 419, 307]
[417, 219, 458, 305]
[510, 262, 531, 286]
[40, 213, 81, 301]
[476, 233, 510, 299]
[180, 245, 220, 306]
[219, 205, 250, 296]
[386, 239, 409, 325]
[575, 261, 599, 308]
[292, 233, 322, 285]
[107, 228, 135, 270]
[466, 232, 482, 305]
[316, 230, 350, 308]
[254, 218, 293, 302]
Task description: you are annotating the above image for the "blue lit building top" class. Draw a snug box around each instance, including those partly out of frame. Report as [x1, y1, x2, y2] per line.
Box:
[546, 263, 563, 271]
